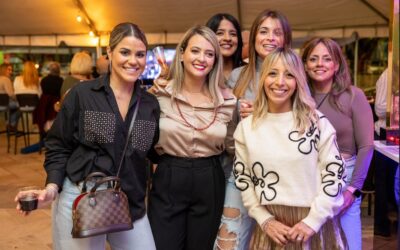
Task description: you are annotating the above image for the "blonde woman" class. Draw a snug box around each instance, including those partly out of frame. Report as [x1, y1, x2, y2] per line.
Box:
[60, 51, 93, 96]
[14, 61, 41, 96]
[234, 48, 347, 249]
[148, 25, 236, 250]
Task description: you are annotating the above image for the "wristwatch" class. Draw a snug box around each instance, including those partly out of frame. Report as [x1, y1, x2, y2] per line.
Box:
[347, 186, 362, 198]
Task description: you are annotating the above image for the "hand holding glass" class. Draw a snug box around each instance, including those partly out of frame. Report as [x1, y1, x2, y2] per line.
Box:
[17, 186, 41, 211]
[153, 46, 169, 77]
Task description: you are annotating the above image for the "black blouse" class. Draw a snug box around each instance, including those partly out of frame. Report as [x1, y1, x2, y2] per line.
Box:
[44, 75, 160, 220]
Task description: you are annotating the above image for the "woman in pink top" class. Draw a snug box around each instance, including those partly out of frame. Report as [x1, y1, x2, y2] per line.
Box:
[302, 37, 374, 250]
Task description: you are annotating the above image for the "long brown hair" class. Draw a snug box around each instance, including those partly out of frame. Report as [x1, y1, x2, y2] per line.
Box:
[301, 37, 352, 112]
[233, 9, 292, 98]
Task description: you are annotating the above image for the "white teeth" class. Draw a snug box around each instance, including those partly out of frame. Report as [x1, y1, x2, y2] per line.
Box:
[263, 44, 276, 48]
[221, 44, 232, 49]
[272, 89, 286, 95]
[193, 64, 206, 70]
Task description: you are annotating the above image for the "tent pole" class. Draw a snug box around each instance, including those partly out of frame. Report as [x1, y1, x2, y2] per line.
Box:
[236, 0, 242, 26]
[96, 37, 102, 58]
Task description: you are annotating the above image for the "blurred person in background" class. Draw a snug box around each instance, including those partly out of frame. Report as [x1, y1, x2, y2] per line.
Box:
[13, 61, 41, 96]
[0, 63, 19, 131]
[60, 51, 93, 96]
[34, 61, 63, 133]
[96, 55, 110, 76]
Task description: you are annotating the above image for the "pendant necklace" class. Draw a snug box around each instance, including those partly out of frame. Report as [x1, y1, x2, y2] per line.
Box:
[317, 93, 329, 109]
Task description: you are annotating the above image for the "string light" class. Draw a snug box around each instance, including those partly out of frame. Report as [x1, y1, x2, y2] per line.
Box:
[76, 15, 82, 23]
[89, 30, 95, 37]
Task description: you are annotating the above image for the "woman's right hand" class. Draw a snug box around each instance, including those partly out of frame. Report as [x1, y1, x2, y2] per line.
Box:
[263, 219, 291, 247]
[239, 99, 254, 119]
[15, 184, 58, 215]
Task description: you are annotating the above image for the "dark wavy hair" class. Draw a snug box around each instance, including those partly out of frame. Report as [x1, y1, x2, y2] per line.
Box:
[206, 13, 244, 69]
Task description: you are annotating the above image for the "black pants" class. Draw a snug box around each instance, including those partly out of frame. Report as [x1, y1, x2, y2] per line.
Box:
[374, 150, 398, 236]
[148, 154, 225, 250]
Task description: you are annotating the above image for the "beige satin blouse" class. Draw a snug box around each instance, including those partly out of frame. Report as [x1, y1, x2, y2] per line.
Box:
[153, 81, 236, 158]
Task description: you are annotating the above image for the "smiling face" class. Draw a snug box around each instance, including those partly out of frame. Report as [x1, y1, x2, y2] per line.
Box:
[264, 57, 296, 113]
[255, 17, 285, 59]
[215, 19, 238, 59]
[305, 42, 339, 88]
[182, 34, 216, 81]
[107, 36, 146, 85]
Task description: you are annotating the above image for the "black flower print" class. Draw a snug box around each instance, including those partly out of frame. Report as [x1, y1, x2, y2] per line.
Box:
[233, 160, 252, 191]
[288, 120, 320, 154]
[251, 162, 279, 202]
[322, 155, 345, 197]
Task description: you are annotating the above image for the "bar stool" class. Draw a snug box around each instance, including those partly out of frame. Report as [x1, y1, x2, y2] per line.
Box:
[15, 94, 39, 154]
[0, 94, 11, 152]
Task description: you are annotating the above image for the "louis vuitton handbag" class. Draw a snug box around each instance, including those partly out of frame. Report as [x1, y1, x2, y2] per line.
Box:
[71, 96, 141, 238]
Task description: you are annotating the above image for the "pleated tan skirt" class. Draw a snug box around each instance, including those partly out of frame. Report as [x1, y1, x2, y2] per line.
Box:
[251, 205, 348, 250]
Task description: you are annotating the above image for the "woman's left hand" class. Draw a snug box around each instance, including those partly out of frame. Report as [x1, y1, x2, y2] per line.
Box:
[339, 190, 355, 215]
[288, 221, 315, 243]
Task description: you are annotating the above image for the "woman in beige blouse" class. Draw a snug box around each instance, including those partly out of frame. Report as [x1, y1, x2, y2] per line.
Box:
[148, 25, 236, 250]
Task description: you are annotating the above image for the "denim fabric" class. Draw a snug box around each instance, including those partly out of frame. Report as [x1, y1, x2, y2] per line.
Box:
[8, 99, 20, 126]
[52, 178, 156, 250]
[340, 156, 362, 250]
[214, 173, 255, 250]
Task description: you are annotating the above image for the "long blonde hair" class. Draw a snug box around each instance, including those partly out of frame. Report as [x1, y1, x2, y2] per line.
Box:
[301, 37, 352, 112]
[168, 25, 224, 106]
[252, 48, 317, 133]
[233, 9, 292, 98]
[22, 61, 39, 88]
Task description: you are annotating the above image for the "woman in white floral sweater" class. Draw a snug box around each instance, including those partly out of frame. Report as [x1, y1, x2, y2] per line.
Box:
[234, 48, 347, 249]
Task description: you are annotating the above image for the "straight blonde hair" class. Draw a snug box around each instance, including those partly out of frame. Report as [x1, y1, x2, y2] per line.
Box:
[22, 61, 39, 88]
[167, 25, 224, 106]
[252, 48, 318, 133]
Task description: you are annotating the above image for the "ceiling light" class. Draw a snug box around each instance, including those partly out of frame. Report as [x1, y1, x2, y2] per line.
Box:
[76, 15, 82, 23]
[89, 30, 95, 37]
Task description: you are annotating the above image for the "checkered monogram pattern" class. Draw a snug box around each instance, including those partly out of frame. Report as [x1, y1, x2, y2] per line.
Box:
[72, 183, 133, 238]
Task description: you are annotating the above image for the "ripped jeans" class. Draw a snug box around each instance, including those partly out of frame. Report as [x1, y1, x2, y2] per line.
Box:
[214, 173, 255, 250]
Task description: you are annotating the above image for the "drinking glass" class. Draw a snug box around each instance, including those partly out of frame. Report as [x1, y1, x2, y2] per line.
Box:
[152, 46, 168, 71]
[18, 186, 41, 211]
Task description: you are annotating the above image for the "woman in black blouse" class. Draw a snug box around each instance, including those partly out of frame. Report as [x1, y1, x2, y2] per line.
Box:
[15, 23, 160, 250]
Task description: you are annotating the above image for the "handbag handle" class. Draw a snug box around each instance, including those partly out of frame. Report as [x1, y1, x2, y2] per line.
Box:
[81, 172, 109, 192]
[90, 176, 121, 194]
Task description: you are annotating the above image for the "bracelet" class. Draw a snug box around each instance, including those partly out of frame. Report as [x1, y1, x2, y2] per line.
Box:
[261, 216, 275, 232]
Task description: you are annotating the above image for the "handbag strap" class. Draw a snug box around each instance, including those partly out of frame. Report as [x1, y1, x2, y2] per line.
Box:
[116, 94, 141, 177]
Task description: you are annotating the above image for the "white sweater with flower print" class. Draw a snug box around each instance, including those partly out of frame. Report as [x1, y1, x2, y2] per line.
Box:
[233, 111, 344, 232]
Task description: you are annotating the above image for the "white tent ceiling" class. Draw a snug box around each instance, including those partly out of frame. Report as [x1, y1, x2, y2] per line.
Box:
[0, 0, 390, 47]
